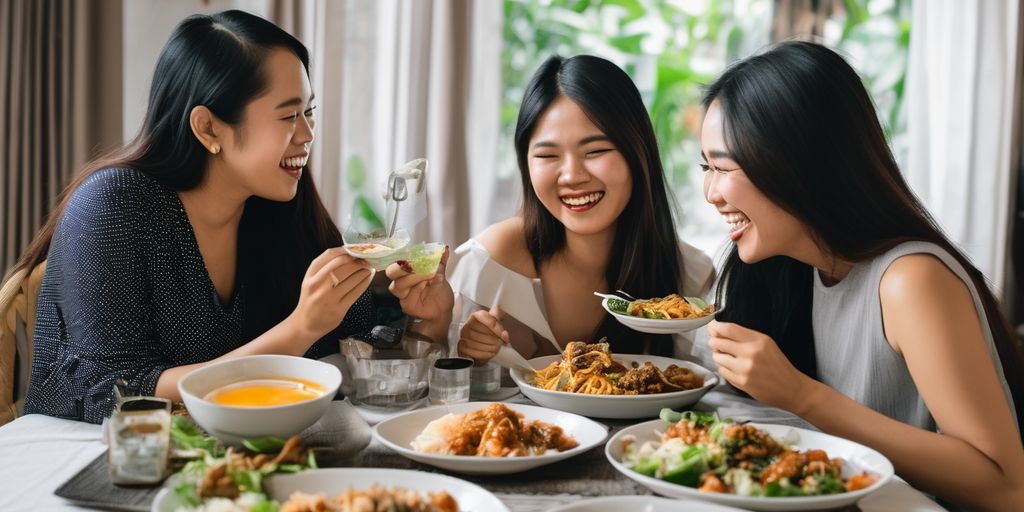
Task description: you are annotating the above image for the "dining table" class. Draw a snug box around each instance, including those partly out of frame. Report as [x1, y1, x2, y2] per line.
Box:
[0, 384, 948, 512]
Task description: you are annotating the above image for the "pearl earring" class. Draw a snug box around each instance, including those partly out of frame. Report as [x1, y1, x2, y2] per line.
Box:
[210, 144, 220, 155]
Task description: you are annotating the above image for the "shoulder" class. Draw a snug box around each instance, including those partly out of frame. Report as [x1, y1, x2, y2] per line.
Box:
[62, 167, 167, 237]
[878, 252, 977, 352]
[879, 252, 969, 302]
[474, 217, 537, 278]
[70, 167, 164, 215]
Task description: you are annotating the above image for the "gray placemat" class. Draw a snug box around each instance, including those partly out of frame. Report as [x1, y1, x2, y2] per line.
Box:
[55, 453, 156, 511]
[54, 400, 373, 510]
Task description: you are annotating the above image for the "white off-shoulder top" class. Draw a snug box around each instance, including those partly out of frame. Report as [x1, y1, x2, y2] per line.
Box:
[446, 237, 716, 364]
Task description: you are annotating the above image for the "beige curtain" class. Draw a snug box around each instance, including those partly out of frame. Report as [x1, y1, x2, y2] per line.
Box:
[906, 0, 1022, 295]
[0, 0, 124, 273]
[268, 0, 503, 247]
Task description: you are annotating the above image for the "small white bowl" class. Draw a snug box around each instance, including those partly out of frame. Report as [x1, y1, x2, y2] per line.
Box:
[373, 401, 608, 475]
[510, 354, 717, 419]
[178, 355, 341, 444]
[601, 297, 719, 334]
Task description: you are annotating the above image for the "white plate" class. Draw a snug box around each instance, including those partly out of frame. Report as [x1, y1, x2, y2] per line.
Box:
[510, 355, 717, 419]
[152, 467, 508, 512]
[373, 401, 608, 475]
[606, 420, 895, 511]
[601, 297, 718, 334]
[549, 495, 746, 511]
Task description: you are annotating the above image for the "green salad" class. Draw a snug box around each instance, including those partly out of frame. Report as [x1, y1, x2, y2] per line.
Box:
[168, 416, 317, 511]
[620, 409, 877, 497]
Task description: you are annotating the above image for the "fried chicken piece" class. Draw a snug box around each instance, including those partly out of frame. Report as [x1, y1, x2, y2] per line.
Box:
[662, 365, 704, 390]
[618, 362, 662, 393]
[721, 424, 784, 461]
[698, 472, 728, 493]
[663, 418, 713, 445]
[760, 450, 806, 485]
[197, 463, 239, 499]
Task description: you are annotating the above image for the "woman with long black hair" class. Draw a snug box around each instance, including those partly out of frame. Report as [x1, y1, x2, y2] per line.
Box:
[450, 55, 714, 363]
[3, 10, 453, 424]
[701, 41, 1023, 509]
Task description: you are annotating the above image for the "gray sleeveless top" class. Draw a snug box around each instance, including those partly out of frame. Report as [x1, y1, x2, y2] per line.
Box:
[812, 241, 1016, 431]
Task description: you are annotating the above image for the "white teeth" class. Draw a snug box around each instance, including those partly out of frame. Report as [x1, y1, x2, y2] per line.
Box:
[727, 219, 750, 231]
[562, 192, 604, 206]
[722, 212, 750, 226]
[280, 156, 308, 169]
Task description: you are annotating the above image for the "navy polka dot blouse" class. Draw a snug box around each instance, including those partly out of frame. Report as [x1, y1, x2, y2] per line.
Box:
[24, 168, 375, 423]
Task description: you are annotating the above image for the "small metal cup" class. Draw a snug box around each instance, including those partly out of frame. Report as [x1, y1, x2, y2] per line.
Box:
[428, 357, 472, 406]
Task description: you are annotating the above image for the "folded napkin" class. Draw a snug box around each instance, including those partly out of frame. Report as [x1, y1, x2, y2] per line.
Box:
[298, 400, 372, 464]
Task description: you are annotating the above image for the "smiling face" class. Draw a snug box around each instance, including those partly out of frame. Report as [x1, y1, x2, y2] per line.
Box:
[700, 100, 813, 264]
[527, 95, 632, 237]
[214, 48, 316, 202]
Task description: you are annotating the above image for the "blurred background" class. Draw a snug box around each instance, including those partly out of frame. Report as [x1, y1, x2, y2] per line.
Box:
[2, 0, 1022, 325]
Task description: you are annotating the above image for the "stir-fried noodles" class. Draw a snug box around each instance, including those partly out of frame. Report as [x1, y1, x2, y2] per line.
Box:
[626, 294, 715, 320]
[532, 341, 704, 395]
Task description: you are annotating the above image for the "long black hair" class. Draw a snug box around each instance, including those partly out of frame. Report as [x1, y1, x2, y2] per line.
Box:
[1, 10, 340, 341]
[514, 55, 684, 356]
[706, 41, 1024, 429]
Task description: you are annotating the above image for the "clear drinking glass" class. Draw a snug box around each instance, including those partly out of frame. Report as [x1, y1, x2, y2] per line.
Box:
[428, 357, 472, 406]
[107, 397, 172, 485]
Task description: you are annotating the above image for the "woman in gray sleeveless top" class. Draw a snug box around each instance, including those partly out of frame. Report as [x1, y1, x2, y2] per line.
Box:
[698, 42, 1024, 510]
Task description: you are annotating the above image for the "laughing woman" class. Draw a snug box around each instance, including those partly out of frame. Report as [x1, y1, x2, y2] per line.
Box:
[5, 10, 452, 424]
[449, 55, 714, 364]
[701, 41, 1024, 509]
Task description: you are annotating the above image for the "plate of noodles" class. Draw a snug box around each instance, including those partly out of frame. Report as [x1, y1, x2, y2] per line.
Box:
[373, 402, 608, 475]
[606, 410, 893, 511]
[153, 467, 508, 511]
[509, 341, 718, 419]
[599, 294, 718, 334]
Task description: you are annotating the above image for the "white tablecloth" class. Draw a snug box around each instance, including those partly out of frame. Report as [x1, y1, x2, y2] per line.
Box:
[0, 390, 948, 512]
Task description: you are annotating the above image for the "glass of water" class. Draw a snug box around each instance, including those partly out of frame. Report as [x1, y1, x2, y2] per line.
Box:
[107, 397, 171, 485]
[429, 357, 472, 406]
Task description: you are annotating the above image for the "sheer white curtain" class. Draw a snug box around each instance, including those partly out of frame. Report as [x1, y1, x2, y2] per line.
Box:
[279, 0, 505, 247]
[905, 0, 1022, 294]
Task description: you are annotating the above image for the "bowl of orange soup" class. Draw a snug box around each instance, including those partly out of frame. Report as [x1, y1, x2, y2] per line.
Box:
[179, 355, 341, 444]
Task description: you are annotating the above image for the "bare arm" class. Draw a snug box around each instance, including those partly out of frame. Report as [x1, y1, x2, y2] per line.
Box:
[794, 255, 1024, 510]
[155, 249, 373, 401]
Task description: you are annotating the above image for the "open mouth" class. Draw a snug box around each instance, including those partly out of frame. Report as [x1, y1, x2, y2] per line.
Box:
[279, 154, 308, 179]
[560, 191, 604, 212]
[722, 212, 750, 241]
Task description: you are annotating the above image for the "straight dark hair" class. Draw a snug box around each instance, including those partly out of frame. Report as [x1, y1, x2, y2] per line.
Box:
[705, 41, 1024, 430]
[0, 10, 339, 341]
[514, 55, 684, 356]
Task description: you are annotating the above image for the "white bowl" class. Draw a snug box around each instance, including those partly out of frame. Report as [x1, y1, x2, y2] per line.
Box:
[152, 468, 508, 512]
[178, 355, 341, 444]
[601, 297, 718, 334]
[549, 495, 745, 511]
[372, 401, 608, 475]
[341, 227, 410, 270]
[605, 420, 895, 511]
[510, 354, 717, 419]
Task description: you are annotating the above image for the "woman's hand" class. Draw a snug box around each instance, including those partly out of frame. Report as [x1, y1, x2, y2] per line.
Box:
[290, 248, 374, 340]
[385, 247, 454, 322]
[706, 320, 812, 411]
[457, 306, 510, 363]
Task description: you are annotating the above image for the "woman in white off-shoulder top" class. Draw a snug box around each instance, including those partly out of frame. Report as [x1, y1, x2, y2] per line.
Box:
[446, 55, 715, 365]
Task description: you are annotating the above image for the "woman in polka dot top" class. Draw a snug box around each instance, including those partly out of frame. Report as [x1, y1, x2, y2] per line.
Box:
[6, 11, 454, 424]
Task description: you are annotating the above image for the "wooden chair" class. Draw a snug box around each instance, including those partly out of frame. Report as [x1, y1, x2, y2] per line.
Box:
[0, 261, 47, 426]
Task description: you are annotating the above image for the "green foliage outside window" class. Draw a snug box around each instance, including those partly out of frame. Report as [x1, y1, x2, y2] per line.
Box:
[501, 0, 911, 240]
